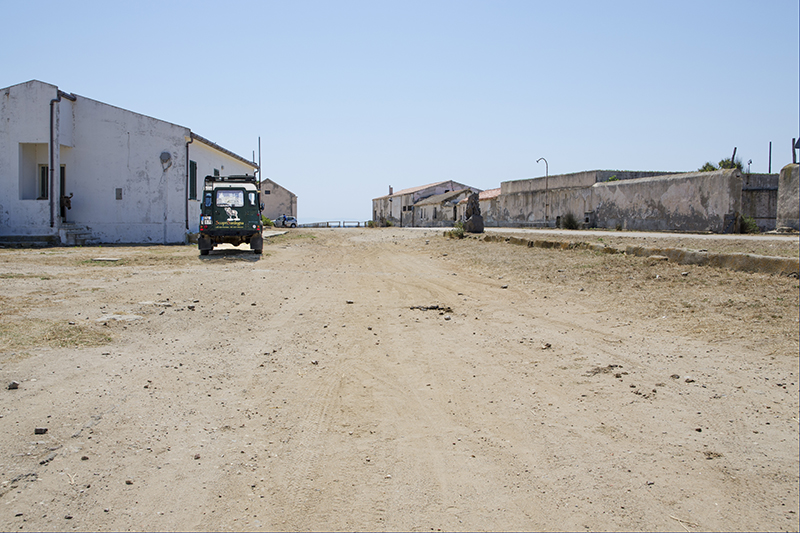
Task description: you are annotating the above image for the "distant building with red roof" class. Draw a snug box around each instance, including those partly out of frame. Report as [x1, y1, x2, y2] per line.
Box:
[372, 180, 481, 227]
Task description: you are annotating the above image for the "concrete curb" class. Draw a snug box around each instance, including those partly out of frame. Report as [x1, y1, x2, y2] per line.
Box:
[478, 234, 799, 277]
[625, 245, 800, 276]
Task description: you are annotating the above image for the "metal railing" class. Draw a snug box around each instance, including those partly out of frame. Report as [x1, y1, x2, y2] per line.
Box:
[297, 221, 368, 228]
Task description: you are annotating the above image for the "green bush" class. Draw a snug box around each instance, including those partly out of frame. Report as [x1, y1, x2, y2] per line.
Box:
[562, 212, 580, 230]
[742, 216, 760, 234]
[718, 157, 743, 170]
[262, 216, 274, 227]
[447, 221, 465, 239]
[699, 158, 743, 172]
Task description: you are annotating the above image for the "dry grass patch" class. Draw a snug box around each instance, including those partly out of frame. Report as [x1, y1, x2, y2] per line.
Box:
[441, 236, 800, 356]
[0, 319, 112, 357]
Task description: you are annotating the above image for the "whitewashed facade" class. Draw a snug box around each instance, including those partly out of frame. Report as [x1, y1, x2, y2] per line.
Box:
[0, 80, 257, 244]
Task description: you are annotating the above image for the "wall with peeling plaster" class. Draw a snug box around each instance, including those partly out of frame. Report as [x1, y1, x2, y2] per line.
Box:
[66, 91, 190, 243]
[493, 169, 744, 233]
[1, 80, 257, 244]
[776, 164, 799, 230]
[0, 81, 62, 235]
[591, 170, 742, 232]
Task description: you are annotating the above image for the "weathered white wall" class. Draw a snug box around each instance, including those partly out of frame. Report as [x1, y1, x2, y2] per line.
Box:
[0, 81, 60, 235]
[499, 186, 594, 226]
[497, 170, 676, 227]
[66, 94, 190, 243]
[591, 170, 742, 232]
[187, 140, 258, 234]
[2, 80, 257, 243]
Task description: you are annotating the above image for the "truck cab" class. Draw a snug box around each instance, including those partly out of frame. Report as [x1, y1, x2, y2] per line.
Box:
[198, 175, 263, 255]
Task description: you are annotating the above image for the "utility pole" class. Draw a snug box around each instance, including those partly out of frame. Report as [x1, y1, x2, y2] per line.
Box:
[537, 158, 549, 223]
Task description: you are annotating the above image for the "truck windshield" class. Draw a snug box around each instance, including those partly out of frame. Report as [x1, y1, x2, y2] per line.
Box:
[216, 190, 244, 207]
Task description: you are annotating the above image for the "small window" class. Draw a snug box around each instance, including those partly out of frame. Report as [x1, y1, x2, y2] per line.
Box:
[248, 192, 256, 205]
[38, 165, 49, 200]
[213, 168, 220, 177]
[204, 192, 212, 207]
[189, 161, 197, 200]
[116, 188, 123, 200]
[216, 189, 244, 207]
[263, 190, 270, 195]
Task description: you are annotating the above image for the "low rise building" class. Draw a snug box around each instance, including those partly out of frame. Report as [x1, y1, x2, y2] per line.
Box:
[372, 180, 480, 226]
[413, 189, 474, 227]
[259, 178, 297, 221]
[1, 80, 258, 245]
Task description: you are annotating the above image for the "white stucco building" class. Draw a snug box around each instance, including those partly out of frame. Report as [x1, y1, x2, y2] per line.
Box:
[0, 80, 258, 244]
[372, 180, 480, 227]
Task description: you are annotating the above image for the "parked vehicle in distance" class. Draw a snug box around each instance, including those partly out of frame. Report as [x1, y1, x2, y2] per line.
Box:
[275, 215, 298, 228]
[198, 175, 263, 255]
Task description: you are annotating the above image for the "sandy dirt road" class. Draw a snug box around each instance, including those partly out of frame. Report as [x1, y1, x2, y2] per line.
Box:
[1, 228, 798, 531]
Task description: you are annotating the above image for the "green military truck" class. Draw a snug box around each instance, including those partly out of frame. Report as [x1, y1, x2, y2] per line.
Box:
[198, 175, 263, 255]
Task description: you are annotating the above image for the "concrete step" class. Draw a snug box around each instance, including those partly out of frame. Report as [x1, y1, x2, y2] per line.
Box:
[59, 224, 95, 246]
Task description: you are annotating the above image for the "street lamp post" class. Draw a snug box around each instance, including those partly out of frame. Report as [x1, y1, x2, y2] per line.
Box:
[537, 157, 549, 223]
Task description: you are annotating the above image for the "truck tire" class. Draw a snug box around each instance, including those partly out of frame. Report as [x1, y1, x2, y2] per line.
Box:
[200, 249, 209, 256]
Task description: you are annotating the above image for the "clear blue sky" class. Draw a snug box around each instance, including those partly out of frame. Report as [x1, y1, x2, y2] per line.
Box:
[3, 0, 798, 222]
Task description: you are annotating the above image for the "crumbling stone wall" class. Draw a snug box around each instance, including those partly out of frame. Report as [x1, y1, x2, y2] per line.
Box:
[776, 164, 799, 231]
[591, 170, 743, 233]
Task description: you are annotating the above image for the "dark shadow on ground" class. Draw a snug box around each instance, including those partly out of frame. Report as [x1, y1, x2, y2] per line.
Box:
[198, 248, 262, 262]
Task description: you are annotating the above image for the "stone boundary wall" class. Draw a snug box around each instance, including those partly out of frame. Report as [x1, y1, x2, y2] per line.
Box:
[494, 170, 741, 233]
[500, 170, 676, 194]
[592, 170, 742, 233]
[475, 233, 799, 277]
[776, 164, 799, 230]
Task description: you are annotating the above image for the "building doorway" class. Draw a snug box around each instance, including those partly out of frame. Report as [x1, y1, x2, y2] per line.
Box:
[58, 166, 70, 221]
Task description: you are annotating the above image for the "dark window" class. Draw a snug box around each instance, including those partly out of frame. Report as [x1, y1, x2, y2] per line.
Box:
[213, 168, 220, 177]
[189, 160, 197, 200]
[39, 165, 49, 200]
[264, 189, 270, 195]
